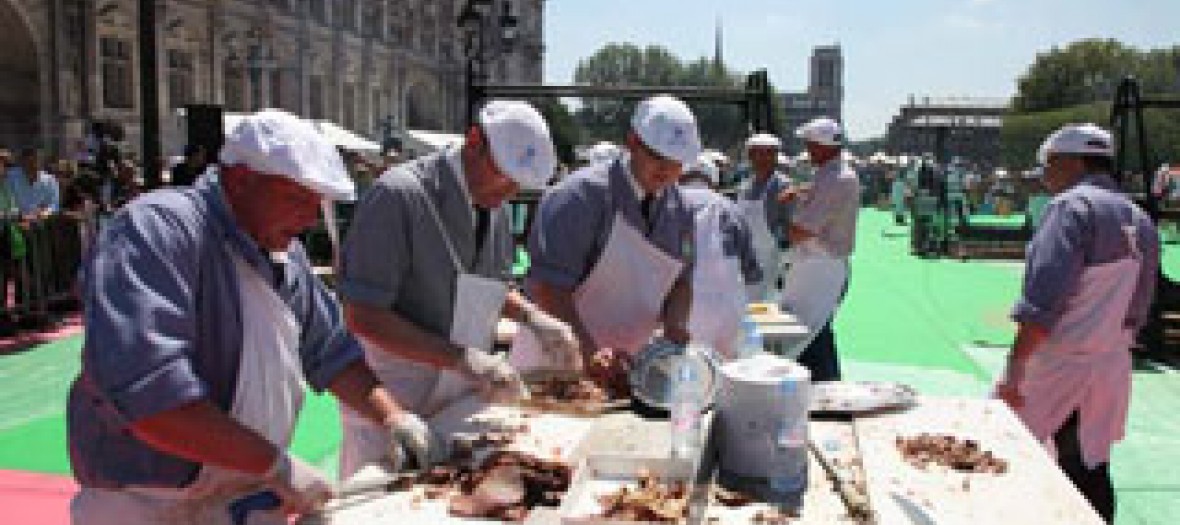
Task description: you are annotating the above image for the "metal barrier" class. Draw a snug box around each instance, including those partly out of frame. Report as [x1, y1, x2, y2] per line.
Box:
[0, 213, 90, 324]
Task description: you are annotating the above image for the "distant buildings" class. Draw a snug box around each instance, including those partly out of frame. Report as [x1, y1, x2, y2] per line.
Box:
[887, 96, 1007, 169]
[0, 0, 544, 156]
[778, 45, 843, 151]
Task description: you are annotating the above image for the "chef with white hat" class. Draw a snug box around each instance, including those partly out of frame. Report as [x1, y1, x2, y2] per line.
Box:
[67, 109, 420, 524]
[336, 100, 579, 479]
[737, 132, 791, 302]
[680, 155, 762, 358]
[526, 95, 701, 392]
[777, 117, 860, 380]
[998, 123, 1158, 523]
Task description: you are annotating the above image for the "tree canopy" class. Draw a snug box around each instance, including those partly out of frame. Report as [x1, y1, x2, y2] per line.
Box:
[572, 43, 753, 152]
[1003, 39, 1180, 169]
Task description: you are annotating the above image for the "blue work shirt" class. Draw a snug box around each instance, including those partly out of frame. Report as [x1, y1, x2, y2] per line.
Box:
[1012, 174, 1159, 331]
[681, 185, 763, 285]
[5, 167, 60, 214]
[527, 155, 695, 290]
[738, 171, 792, 248]
[792, 157, 861, 258]
[67, 174, 362, 489]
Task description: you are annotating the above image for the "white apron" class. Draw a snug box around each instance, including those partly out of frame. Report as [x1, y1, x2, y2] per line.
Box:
[687, 203, 746, 360]
[1005, 227, 1140, 468]
[71, 249, 306, 525]
[574, 214, 684, 354]
[340, 178, 507, 479]
[738, 197, 781, 303]
[778, 239, 848, 359]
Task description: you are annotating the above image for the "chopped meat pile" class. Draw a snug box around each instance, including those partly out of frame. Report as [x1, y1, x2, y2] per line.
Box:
[529, 377, 611, 403]
[445, 450, 573, 522]
[895, 434, 1009, 474]
[712, 487, 756, 508]
[596, 469, 690, 523]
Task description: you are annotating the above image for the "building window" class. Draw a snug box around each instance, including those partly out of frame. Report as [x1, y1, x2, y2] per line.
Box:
[224, 63, 246, 112]
[342, 83, 356, 129]
[100, 37, 134, 109]
[270, 70, 284, 111]
[309, 0, 328, 25]
[339, 0, 357, 32]
[364, 3, 383, 38]
[310, 76, 325, 120]
[167, 49, 195, 109]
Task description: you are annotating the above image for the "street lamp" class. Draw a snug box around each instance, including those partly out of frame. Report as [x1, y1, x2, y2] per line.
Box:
[457, 0, 519, 127]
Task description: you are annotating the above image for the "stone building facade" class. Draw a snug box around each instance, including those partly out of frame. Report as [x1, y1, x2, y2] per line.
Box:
[886, 96, 1007, 169]
[0, 0, 544, 156]
[778, 44, 843, 151]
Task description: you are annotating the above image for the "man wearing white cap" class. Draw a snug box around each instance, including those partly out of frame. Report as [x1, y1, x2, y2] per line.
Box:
[67, 110, 422, 524]
[997, 123, 1157, 523]
[778, 117, 860, 381]
[680, 156, 762, 357]
[527, 95, 701, 391]
[737, 132, 791, 302]
[337, 100, 578, 478]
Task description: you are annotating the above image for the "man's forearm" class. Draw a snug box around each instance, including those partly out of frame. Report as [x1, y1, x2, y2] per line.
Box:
[1010, 321, 1049, 365]
[131, 400, 279, 477]
[327, 360, 406, 426]
[528, 280, 596, 355]
[344, 302, 463, 371]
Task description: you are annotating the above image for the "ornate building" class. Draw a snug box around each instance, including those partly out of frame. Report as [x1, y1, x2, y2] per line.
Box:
[0, 0, 545, 156]
[778, 45, 843, 151]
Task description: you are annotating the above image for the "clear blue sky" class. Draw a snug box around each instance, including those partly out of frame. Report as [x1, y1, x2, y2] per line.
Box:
[543, 0, 1180, 140]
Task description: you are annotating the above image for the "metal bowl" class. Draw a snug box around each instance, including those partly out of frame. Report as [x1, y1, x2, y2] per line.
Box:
[627, 339, 720, 411]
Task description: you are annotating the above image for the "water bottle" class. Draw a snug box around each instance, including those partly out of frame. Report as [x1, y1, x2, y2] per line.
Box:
[669, 344, 709, 460]
[768, 378, 809, 499]
[736, 316, 764, 359]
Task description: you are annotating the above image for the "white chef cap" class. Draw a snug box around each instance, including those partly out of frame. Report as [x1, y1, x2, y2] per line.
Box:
[1036, 123, 1114, 165]
[478, 100, 557, 190]
[630, 95, 702, 165]
[220, 109, 356, 201]
[745, 133, 781, 150]
[795, 117, 844, 147]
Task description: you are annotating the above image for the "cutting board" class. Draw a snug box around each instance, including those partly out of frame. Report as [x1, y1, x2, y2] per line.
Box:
[854, 398, 1104, 525]
[303, 400, 595, 525]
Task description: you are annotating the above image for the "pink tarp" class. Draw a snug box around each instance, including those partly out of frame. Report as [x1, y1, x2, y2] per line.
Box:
[0, 470, 76, 525]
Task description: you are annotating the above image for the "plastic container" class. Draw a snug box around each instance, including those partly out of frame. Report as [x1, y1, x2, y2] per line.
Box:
[715, 354, 811, 498]
[669, 344, 711, 460]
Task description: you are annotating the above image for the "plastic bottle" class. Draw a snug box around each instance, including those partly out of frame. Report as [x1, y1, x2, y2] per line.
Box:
[736, 316, 764, 359]
[768, 377, 809, 499]
[669, 344, 710, 460]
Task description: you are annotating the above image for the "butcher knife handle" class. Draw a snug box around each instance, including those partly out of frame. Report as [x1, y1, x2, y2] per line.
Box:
[228, 490, 282, 525]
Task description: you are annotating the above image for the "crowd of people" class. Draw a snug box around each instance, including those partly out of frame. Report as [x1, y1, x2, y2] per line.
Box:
[45, 98, 1155, 525]
[0, 144, 148, 336]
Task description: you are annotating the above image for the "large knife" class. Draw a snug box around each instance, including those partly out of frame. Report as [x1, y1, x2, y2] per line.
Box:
[229, 466, 418, 525]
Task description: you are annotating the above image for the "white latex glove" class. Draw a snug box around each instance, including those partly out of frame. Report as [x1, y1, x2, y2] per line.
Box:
[523, 307, 582, 372]
[457, 347, 529, 403]
[265, 451, 336, 514]
[386, 411, 449, 471]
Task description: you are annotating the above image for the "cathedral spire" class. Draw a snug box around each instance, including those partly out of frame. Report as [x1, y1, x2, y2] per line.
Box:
[713, 16, 724, 72]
